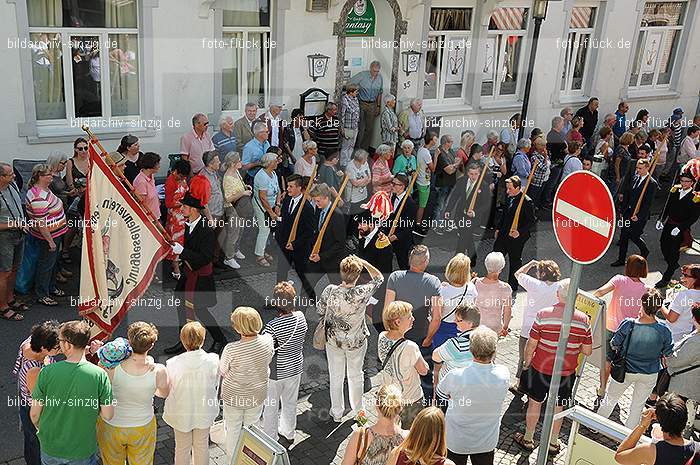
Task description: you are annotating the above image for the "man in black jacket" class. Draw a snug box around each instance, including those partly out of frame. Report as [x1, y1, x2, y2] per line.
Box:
[444, 162, 490, 265]
[575, 97, 599, 146]
[166, 193, 227, 355]
[386, 173, 416, 270]
[612, 158, 658, 265]
[307, 183, 346, 287]
[275, 174, 316, 299]
[493, 176, 536, 292]
[655, 170, 700, 287]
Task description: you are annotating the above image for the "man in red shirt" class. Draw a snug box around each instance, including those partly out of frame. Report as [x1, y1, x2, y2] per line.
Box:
[515, 278, 593, 454]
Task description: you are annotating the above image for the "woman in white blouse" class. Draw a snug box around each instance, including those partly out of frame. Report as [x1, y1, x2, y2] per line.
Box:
[163, 322, 220, 465]
[434, 253, 477, 349]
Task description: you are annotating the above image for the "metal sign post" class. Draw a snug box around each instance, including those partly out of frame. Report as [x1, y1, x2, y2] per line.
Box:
[536, 263, 582, 465]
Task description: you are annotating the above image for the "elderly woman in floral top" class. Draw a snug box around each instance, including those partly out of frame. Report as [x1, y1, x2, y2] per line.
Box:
[317, 255, 384, 422]
[528, 136, 551, 210]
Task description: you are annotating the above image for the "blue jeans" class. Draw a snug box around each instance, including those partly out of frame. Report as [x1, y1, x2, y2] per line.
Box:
[34, 235, 61, 298]
[40, 452, 96, 465]
[434, 186, 452, 222]
[20, 404, 40, 465]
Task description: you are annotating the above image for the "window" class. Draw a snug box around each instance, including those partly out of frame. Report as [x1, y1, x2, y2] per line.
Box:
[481, 7, 529, 100]
[424, 8, 472, 103]
[28, 0, 140, 122]
[560, 7, 596, 95]
[221, 1, 271, 112]
[629, 1, 686, 88]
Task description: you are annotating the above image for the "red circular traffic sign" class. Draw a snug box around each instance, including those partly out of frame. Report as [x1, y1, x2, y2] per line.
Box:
[552, 171, 616, 264]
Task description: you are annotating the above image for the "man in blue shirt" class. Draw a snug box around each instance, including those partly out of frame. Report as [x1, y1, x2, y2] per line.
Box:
[613, 101, 629, 138]
[212, 115, 237, 156]
[512, 139, 532, 186]
[350, 60, 383, 150]
[242, 122, 270, 181]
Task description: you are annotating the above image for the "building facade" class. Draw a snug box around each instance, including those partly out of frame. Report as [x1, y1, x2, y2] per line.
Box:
[1, 0, 698, 163]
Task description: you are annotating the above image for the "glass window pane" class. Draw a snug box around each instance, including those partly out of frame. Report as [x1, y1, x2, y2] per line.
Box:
[499, 35, 522, 95]
[570, 7, 596, 28]
[28, 0, 62, 27]
[561, 32, 575, 91]
[30, 32, 65, 120]
[657, 29, 679, 85]
[641, 1, 686, 27]
[430, 8, 472, 31]
[629, 31, 645, 87]
[105, 0, 137, 28]
[488, 8, 528, 30]
[443, 37, 466, 98]
[247, 32, 268, 109]
[71, 36, 102, 117]
[109, 34, 139, 116]
[572, 33, 590, 90]
[53, 0, 137, 28]
[222, 32, 241, 111]
[480, 36, 498, 96]
[223, 0, 270, 27]
[424, 37, 440, 100]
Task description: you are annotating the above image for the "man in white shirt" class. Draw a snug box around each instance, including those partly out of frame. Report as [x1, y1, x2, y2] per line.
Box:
[258, 101, 285, 148]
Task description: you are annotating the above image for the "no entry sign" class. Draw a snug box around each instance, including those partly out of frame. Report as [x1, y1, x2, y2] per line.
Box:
[552, 171, 616, 264]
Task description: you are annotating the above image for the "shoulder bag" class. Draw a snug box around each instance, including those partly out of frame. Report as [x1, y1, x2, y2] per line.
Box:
[380, 337, 407, 371]
[610, 321, 635, 383]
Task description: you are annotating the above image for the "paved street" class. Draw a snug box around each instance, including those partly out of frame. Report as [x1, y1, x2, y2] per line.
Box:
[1, 201, 697, 465]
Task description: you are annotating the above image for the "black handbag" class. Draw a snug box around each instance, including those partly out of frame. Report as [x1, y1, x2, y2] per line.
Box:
[610, 322, 635, 383]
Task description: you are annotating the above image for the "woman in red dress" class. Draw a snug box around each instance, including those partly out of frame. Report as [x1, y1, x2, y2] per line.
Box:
[164, 160, 191, 279]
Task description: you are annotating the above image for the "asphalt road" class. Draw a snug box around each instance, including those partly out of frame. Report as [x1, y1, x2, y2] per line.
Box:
[1, 194, 697, 462]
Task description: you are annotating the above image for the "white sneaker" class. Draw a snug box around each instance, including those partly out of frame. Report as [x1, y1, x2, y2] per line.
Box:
[234, 250, 246, 260]
[223, 257, 241, 269]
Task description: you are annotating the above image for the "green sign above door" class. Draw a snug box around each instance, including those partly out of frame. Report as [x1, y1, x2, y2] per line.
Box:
[346, 0, 375, 36]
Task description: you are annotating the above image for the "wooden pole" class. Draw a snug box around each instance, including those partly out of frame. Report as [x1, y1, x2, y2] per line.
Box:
[81, 126, 172, 242]
[632, 138, 664, 218]
[382, 169, 419, 245]
[467, 145, 495, 213]
[311, 175, 350, 256]
[286, 162, 318, 247]
[510, 158, 539, 234]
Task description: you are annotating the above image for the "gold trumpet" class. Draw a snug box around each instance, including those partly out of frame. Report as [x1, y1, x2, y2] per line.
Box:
[376, 170, 419, 249]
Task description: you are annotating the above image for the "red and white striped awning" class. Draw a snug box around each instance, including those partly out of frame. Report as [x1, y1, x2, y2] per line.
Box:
[490, 7, 526, 30]
[570, 7, 594, 28]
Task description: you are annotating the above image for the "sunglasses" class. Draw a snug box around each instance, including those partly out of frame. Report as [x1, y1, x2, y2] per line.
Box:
[76, 146, 88, 151]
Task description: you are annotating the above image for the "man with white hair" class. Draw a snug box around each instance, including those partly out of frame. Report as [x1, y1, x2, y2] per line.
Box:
[212, 115, 237, 156]
[512, 138, 532, 186]
[398, 98, 426, 148]
[560, 107, 574, 138]
[233, 102, 259, 152]
[515, 278, 592, 454]
[350, 60, 384, 149]
[242, 122, 271, 180]
[380, 94, 399, 146]
[257, 101, 285, 148]
[180, 113, 214, 173]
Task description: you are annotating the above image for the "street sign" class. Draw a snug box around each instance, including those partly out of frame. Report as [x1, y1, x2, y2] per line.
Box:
[552, 171, 616, 264]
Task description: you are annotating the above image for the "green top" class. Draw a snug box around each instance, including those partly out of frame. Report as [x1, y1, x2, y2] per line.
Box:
[32, 360, 112, 459]
[392, 154, 417, 175]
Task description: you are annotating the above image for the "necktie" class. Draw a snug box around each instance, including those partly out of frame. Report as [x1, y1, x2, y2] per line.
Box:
[289, 199, 295, 214]
[634, 176, 641, 190]
[509, 197, 514, 208]
[319, 209, 326, 229]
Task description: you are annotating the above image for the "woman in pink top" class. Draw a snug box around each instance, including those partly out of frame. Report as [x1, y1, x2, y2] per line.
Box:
[133, 152, 162, 220]
[474, 252, 512, 336]
[371, 145, 394, 194]
[593, 254, 648, 395]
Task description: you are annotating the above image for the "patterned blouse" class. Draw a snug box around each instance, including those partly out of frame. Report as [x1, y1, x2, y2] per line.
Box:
[26, 186, 68, 240]
[317, 276, 383, 350]
[340, 92, 360, 130]
[381, 107, 399, 145]
[359, 428, 404, 465]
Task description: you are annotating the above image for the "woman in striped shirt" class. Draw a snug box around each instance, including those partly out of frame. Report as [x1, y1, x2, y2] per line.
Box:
[25, 164, 68, 306]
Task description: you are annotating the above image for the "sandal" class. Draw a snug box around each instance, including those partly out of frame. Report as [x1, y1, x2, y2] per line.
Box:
[256, 256, 271, 267]
[8, 300, 30, 312]
[264, 253, 274, 262]
[548, 440, 562, 455]
[0, 308, 24, 320]
[513, 432, 536, 451]
[38, 296, 59, 306]
[51, 289, 66, 297]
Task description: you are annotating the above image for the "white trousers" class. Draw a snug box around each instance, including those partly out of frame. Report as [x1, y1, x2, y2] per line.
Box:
[263, 374, 302, 441]
[223, 404, 263, 461]
[173, 428, 210, 465]
[326, 340, 367, 419]
[340, 131, 358, 168]
[598, 371, 657, 428]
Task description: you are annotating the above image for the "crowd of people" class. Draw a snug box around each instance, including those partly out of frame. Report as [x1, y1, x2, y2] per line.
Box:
[3, 85, 700, 465]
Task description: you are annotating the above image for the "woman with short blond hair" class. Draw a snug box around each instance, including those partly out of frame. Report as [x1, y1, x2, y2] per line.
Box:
[219, 307, 274, 460]
[386, 407, 455, 465]
[164, 322, 220, 465]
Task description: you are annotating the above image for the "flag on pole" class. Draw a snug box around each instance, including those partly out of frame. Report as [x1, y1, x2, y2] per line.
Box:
[79, 142, 170, 339]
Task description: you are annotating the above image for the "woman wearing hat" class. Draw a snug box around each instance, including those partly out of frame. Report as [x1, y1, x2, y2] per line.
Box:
[165, 193, 226, 355]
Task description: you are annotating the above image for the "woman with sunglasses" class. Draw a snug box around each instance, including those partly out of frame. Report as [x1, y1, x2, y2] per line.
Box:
[662, 264, 700, 344]
[62, 138, 89, 265]
[25, 164, 68, 306]
[46, 152, 74, 285]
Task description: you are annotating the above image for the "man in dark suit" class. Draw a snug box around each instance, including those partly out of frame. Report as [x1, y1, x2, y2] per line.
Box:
[357, 215, 393, 333]
[444, 162, 490, 265]
[275, 174, 316, 299]
[493, 176, 536, 292]
[655, 170, 699, 287]
[612, 157, 658, 265]
[307, 183, 346, 287]
[386, 173, 416, 270]
[166, 193, 227, 355]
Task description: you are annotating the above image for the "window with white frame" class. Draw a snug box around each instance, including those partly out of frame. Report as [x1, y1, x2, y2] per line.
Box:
[481, 7, 529, 99]
[221, 1, 271, 112]
[560, 6, 596, 95]
[629, 1, 686, 88]
[27, 0, 139, 122]
[424, 8, 472, 103]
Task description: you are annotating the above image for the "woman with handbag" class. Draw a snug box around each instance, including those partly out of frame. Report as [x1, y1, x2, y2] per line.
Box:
[434, 254, 477, 349]
[340, 384, 407, 465]
[598, 289, 674, 429]
[317, 255, 384, 423]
